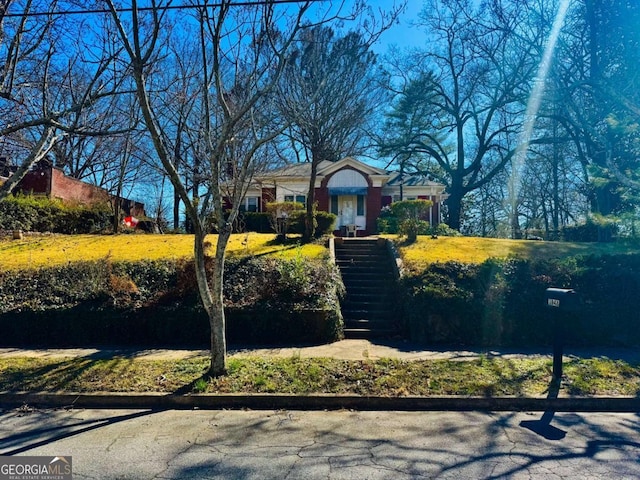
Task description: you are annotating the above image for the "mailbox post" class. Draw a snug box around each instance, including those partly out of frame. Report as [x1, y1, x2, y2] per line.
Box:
[545, 288, 578, 380]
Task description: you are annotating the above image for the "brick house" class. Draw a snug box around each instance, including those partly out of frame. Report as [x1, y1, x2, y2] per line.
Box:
[0, 158, 145, 218]
[244, 157, 448, 236]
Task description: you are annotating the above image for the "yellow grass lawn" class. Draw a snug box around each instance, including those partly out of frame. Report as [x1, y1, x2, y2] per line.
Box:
[396, 235, 640, 270]
[0, 233, 327, 270]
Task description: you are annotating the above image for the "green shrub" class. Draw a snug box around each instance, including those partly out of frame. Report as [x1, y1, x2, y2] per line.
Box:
[391, 200, 433, 242]
[0, 196, 37, 230]
[377, 201, 440, 238]
[233, 210, 335, 238]
[401, 254, 640, 347]
[0, 255, 344, 346]
[0, 194, 111, 233]
[282, 210, 336, 238]
[562, 217, 618, 242]
[429, 223, 460, 237]
[376, 206, 398, 234]
[241, 212, 271, 232]
[314, 211, 337, 236]
[265, 201, 305, 240]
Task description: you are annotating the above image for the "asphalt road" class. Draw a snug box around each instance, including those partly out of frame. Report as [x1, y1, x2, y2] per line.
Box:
[1, 407, 639, 479]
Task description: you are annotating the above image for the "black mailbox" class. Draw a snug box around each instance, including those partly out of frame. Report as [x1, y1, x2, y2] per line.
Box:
[545, 287, 579, 381]
[545, 288, 578, 312]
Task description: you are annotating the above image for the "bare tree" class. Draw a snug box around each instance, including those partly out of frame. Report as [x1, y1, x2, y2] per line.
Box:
[276, 22, 396, 241]
[381, 0, 549, 231]
[549, 0, 640, 219]
[105, 0, 353, 376]
[0, 0, 130, 200]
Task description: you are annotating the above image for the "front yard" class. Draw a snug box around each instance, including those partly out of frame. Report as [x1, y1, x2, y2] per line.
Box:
[1, 233, 640, 396]
[0, 355, 638, 397]
[0, 233, 326, 270]
[393, 235, 640, 270]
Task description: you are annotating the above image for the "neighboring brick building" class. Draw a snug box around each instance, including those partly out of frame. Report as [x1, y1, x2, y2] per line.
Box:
[1, 159, 145, 217]
[244, 157, 448, 236]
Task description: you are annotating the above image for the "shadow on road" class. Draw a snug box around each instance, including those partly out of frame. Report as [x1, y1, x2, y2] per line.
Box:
[519, 378, 567, 440]
[0, 409, 159, 456]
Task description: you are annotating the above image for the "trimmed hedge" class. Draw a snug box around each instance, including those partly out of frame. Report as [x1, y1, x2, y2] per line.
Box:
[237, 211, 336, 237]
[561, 220, 618, 242]
[400, 254, 640, 347]
[0, 195, 111, 233]
[0, 256, 344, 347]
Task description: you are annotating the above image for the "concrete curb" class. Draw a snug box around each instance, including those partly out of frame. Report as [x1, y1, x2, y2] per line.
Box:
[1, 392, 639, 412]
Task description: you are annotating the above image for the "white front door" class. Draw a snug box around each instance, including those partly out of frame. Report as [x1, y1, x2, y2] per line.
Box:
[339, 196, 356, 226]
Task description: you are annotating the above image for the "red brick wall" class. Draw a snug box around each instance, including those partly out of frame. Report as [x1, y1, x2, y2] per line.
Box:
[50, 169, 110, 205]
[17, 168, 51, 196]
[431, 195, 440, 226]
[315, 187, 329, 212]
[366, 187, 382, 235]
[416, 195, 440, 226]
[261, 188, 276, 212]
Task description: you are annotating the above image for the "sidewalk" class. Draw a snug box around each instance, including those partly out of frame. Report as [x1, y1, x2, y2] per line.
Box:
[2, 340, 639, 413]
[1, 339, 639, 363]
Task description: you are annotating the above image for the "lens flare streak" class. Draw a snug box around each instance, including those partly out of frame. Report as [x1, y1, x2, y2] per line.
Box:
[509, 0, 572, 219]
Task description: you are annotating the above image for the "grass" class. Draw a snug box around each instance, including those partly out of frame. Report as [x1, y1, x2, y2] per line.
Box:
[2, 233, 639, 398]
[0, 233, 327, 270]
[394, 236, 640, 270]
[3, 232, 637, 271]
[0, 356, 638, 397]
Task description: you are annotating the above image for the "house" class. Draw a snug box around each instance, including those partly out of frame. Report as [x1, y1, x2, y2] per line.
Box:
[244, 157, 448, 236]
[0, 158, 145, 218]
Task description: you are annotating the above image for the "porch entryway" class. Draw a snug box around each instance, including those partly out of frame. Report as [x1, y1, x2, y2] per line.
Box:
[330, 194, 366, 236]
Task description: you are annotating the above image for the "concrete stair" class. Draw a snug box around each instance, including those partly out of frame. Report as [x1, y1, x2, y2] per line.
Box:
[334, 238, 398, 339]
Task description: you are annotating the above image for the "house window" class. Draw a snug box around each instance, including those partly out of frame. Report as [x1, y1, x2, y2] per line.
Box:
[284, 194, 306, 206]
[392, 195, 416, 202]
[240, 196, 259, 212]
[330, 196, 338, 215]
[356, 195, 365, 216]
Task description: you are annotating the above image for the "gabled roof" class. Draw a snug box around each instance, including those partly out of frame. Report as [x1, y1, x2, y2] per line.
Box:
[386, 171, 444, 188]
[259, 157, 389, 180]
[260, 160, 331, 179]
[318, 157, 389, 177]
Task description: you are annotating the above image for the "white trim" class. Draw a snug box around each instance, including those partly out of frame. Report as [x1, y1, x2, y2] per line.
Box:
[319, 157, 388, 177]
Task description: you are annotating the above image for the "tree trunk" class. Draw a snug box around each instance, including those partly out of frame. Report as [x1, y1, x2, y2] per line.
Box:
[173, 189, 180, 230]
[113, 190, 121, 233]
[303, 157, 319, 242]
[193, 225, 228, 377]
[445, 178, 464, 231]
[0, 128, 57, 201]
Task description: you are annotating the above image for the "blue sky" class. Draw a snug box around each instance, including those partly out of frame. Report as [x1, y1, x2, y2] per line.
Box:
[368, 0, 427, 53]
[306, 0, 427, 54]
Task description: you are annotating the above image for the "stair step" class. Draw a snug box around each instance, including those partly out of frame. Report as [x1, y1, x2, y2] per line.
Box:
[337, 260, 391, 266]
[342, 281, 390, 289]
[335, 238, 399, 340]
[344, 317, 393, 326]
[341, 273, 389, 279]
[335, 238, 384, 248]
[339, 269, 393, 277]
[343, 312, 394, 320]
[341, 278, 389, 285]
[343, 328, 398, 339]
[344, 294, 392, 303]
[336, 256, 388, 263]
[342, 303, 394, 312]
